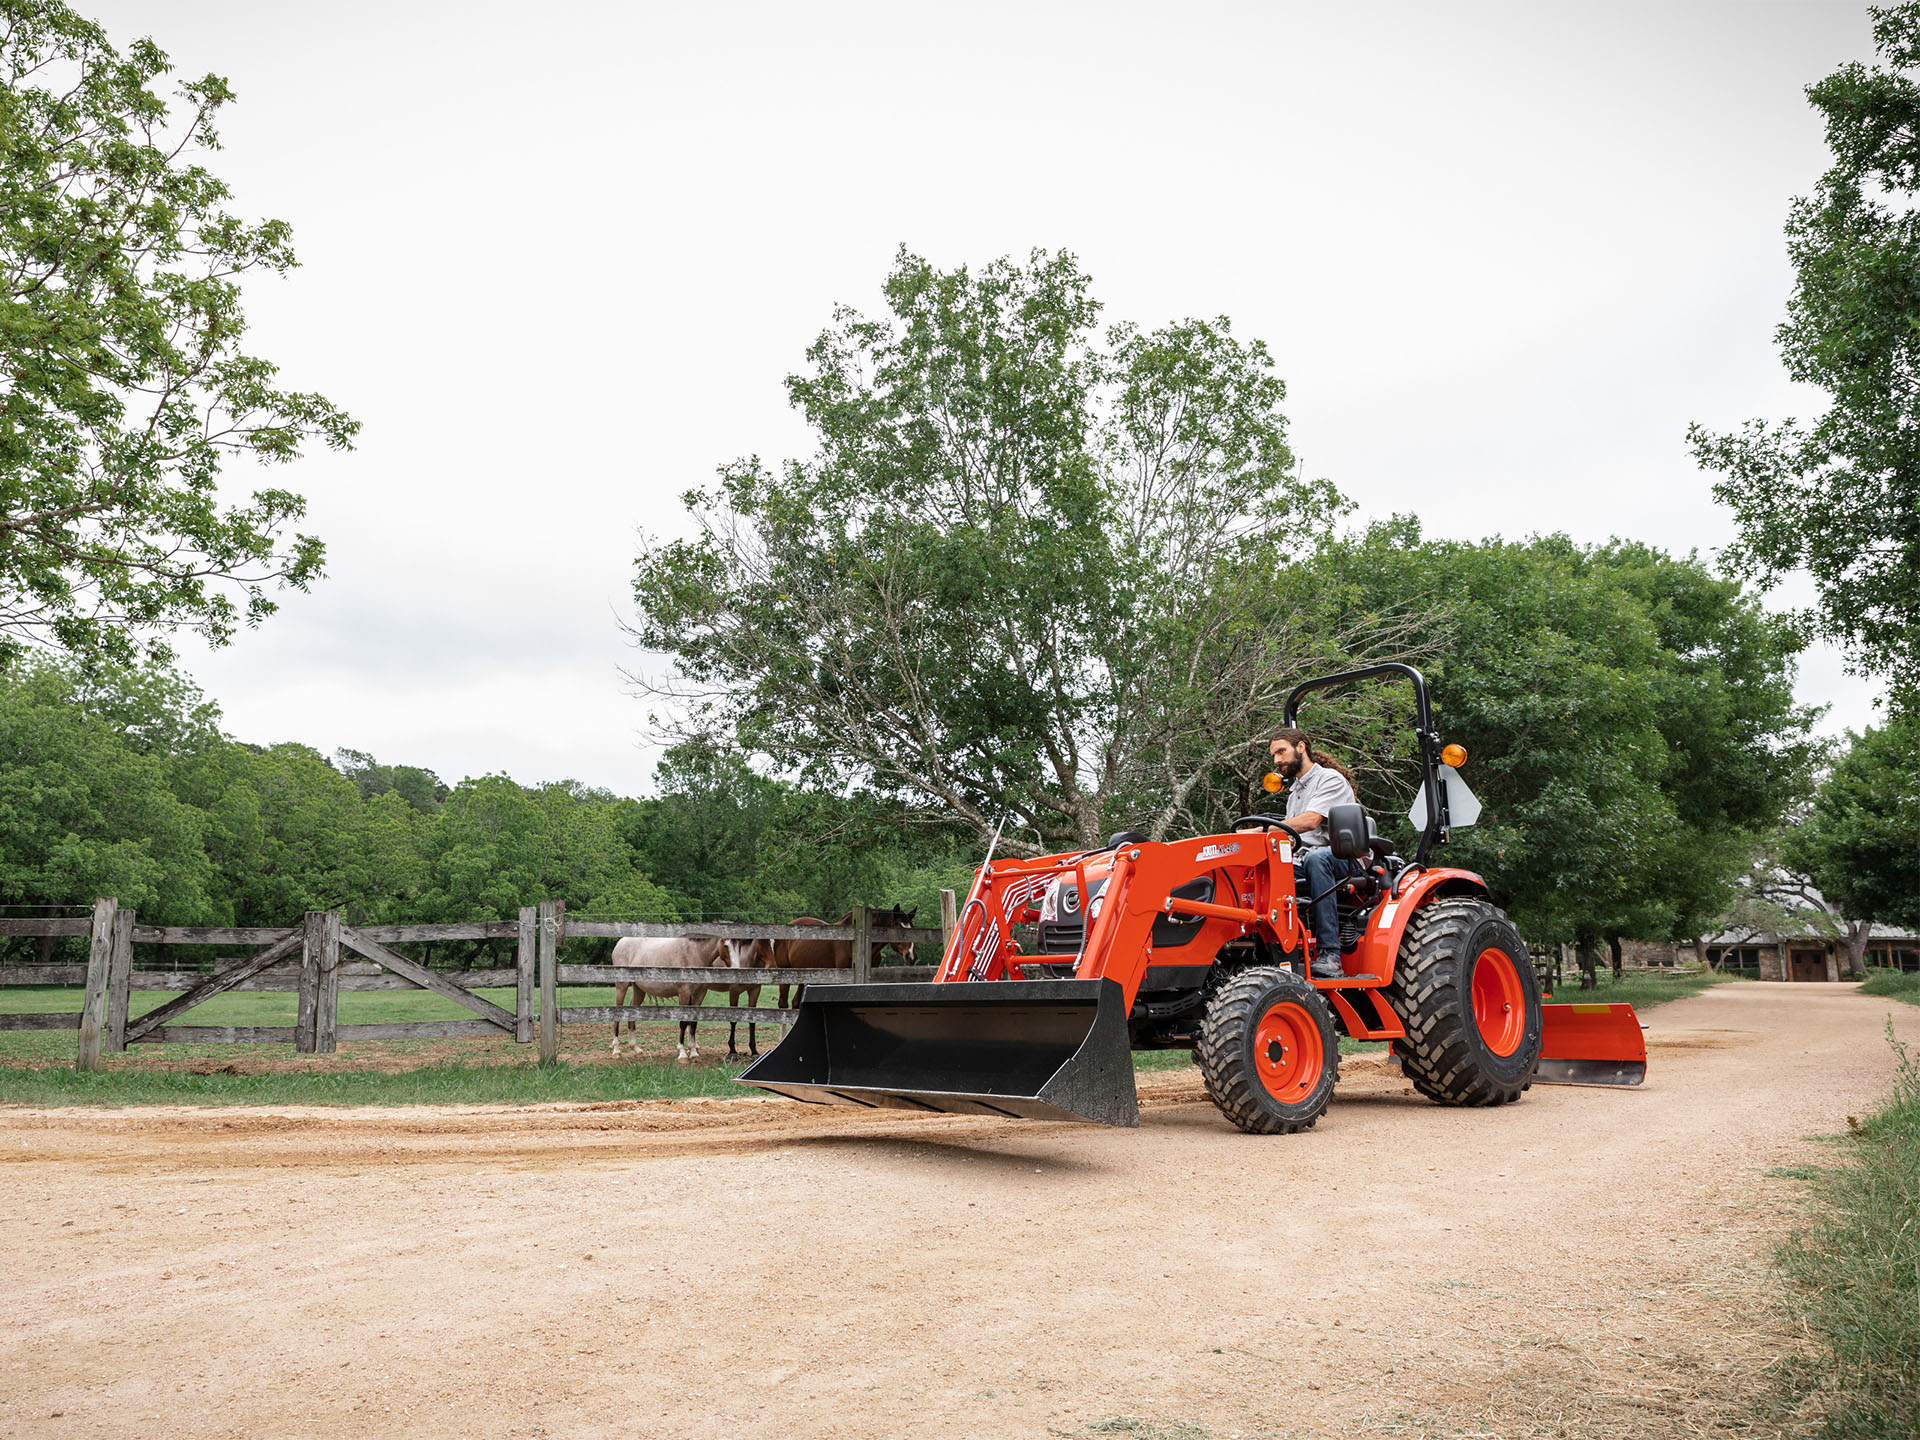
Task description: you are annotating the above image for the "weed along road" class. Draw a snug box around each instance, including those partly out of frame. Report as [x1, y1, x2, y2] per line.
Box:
[1, 982, 1913, 1440]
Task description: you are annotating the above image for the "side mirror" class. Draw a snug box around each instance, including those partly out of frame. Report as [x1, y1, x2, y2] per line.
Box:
[1327, 803, 1370, 861]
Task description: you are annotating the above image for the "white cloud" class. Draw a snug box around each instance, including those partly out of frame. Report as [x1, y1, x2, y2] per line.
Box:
[116, 0, 1884, 788]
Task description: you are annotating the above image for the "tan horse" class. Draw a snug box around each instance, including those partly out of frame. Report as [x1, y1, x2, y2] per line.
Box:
[720, 937, 775, 1058]
[610, 935, 726, 1061]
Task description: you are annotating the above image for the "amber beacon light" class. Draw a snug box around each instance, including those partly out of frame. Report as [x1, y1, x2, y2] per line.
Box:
[1440, 743, 1468, 767]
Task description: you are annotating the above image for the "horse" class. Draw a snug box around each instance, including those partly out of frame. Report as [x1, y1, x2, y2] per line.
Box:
[720, 936, 775, 1058]
[770, 907, 919, 1009]
[609, 935, 727, 1062]
[874, 904, 920, 963]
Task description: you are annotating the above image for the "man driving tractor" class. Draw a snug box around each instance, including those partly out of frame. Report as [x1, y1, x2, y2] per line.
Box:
[1268, 727, 1359, 980]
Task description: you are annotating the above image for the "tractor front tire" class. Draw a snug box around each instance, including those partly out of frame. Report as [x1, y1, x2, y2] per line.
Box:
[1385, 897, 1542, 1106]
[1196, 966, 1339, 1134]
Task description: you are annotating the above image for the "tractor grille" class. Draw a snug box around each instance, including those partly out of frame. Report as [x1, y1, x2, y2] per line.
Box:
[1037, 920, 1085, 954]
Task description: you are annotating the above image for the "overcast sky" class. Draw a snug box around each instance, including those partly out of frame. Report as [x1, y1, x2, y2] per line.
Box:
[95, 1, 1885, 794]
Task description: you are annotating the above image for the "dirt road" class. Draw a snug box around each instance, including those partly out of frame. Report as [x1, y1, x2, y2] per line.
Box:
[3, 982, 1913, 1440]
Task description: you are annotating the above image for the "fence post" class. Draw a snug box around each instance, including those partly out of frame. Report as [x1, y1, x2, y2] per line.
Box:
[852, 905, 872, 984]
[538, 899, 561, 1063]
[314, 912, 341, 1054]
[76, 897, 116, 1072]
[938, 889, 957, 966]
[516, 905, 536, 1044]
[296, 912, 325, 1053]
[104, 907, 135, 1052]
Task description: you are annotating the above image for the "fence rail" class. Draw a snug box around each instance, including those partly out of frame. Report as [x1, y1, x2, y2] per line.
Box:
[0, 898, 953, 1069]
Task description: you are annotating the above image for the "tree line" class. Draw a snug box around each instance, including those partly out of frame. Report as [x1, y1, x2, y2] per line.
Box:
[0, 658, 975, 959]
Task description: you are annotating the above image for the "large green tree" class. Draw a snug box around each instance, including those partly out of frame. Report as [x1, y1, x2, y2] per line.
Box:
[1312, 523, 1817, 978]
[1784, 712, 1920, 964]
[0, 1, 354, 666]
[631, 247, 1427, 853]
[1690, 2, 1920, 693]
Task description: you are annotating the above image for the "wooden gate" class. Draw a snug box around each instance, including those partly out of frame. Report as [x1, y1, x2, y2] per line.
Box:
[1, 899, 950, 1068]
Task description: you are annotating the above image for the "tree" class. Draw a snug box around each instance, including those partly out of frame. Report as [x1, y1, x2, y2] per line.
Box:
[335, 748, 447, 812]
[416, 776, 674, 926]
[187, 742, 427, 926]
[0, 658, 214, 921]
[1312, 523, 1817, 976]
[0, 2, 354, 667]
[628, 741, 977, 922]
[1690, 3, 1920, 692]
[1785, 711, 1920, 968]
[631, 247, 1424, 853]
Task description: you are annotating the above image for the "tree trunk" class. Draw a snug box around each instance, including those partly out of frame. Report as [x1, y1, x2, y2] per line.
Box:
[1577, 933, 1600, 991]
[1608, 935, 1624, 980]
[1845, 919, 1872, 978]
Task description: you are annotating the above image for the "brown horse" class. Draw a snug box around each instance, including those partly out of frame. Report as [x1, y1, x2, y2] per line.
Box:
[771, 907, 921, 1008]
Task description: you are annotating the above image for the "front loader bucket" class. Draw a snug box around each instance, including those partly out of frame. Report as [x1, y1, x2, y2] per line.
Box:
[736, 978, 1139, 1127]
[1535, 1002, 1647, 1086]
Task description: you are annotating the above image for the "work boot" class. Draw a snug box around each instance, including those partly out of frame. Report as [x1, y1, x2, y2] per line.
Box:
[1309, 958, 1344, 980]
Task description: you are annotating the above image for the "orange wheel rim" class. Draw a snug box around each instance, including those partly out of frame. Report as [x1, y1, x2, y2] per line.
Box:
[1253, 1001, 1323, 1105]
[1471, 947, 1525, 1056]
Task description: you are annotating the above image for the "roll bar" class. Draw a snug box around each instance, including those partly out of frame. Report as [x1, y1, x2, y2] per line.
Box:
[1282, 662, 1450, 865]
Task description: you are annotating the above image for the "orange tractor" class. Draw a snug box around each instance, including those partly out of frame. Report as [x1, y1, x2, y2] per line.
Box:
[739, 664, 1646, 1132]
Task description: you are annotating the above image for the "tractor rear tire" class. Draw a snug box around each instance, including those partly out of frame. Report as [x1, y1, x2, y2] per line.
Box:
[1196, 966, 1339, 1134]
[1384, 897, 1542, 1106]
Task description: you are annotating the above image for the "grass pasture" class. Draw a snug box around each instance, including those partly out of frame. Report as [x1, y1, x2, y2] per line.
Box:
[0, 982, 787, 1106]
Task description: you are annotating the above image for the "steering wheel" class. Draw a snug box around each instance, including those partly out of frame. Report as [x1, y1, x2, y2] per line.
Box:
[1230, 814, 1303, 842]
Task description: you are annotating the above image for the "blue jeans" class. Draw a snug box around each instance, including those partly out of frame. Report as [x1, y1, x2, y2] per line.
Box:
[1298, 846, 1359, 962]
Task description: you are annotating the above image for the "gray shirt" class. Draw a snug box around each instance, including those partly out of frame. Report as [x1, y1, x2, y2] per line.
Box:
[1283, 762, 1356, 848]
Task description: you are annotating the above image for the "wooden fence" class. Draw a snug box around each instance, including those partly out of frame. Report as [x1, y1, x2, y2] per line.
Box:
[0, 898, 953, 1069]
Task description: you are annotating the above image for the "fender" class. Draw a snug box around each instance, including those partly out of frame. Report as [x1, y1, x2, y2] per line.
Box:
[1347, 866, 1489, 984]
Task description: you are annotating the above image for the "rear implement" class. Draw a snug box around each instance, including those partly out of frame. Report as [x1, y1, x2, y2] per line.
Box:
[1536, 1001, 1647, 1086]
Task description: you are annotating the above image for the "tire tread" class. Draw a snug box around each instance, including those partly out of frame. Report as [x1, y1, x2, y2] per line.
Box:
[1384, 898, 1536, 1107]
[1196, 967, 1339, 1134]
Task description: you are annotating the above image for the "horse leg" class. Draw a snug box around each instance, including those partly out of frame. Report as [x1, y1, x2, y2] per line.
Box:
[746, 983, 763, 1056]
[611, 980, 628, 1053]
[678, 983, 700, 1063]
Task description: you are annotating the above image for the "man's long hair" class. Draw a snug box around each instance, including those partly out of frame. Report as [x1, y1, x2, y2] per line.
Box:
[1270, 727, 1359, 800]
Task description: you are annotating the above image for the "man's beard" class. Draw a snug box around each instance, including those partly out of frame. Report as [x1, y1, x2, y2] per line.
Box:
[1281, 753, 1305, 778]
